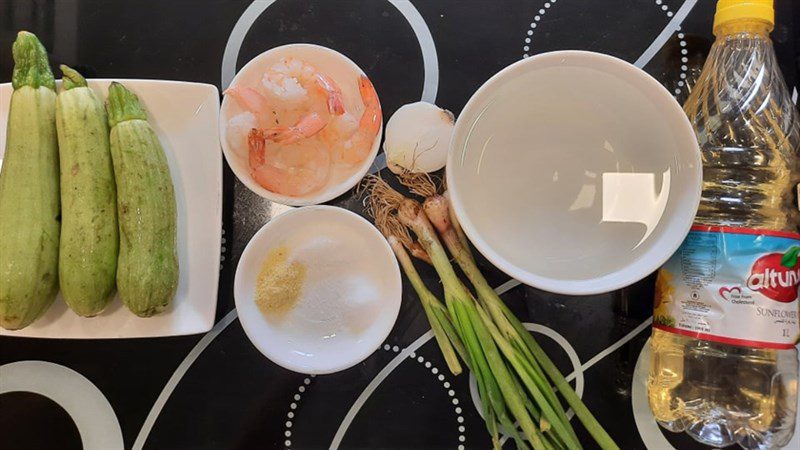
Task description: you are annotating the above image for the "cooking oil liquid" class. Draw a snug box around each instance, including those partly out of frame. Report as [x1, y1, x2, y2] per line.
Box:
[649, 20, 800, 449]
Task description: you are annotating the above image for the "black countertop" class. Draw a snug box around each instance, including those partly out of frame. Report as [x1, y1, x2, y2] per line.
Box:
[1, 1, 799, 449]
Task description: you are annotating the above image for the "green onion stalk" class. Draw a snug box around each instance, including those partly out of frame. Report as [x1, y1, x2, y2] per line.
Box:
[424, 194, 619, 450]
[362, 176, 463, 376]
[387, 235, 464, 375]
[365, 176, 536, 449]
[397, 198, 556, 450]
[363, 175, 617, 450]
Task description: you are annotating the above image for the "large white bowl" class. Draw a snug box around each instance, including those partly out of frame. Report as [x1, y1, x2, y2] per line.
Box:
[447, 51, 702, 295]
[234, 206, 401, 374]
[220, 44, 382, 206]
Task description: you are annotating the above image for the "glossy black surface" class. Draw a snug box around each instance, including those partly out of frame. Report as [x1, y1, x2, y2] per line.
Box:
[1, 1, 798, 449]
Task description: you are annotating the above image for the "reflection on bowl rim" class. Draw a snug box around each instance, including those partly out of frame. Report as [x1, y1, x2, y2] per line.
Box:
[219, 43, 382, 206]
[446, 50, 702, 296]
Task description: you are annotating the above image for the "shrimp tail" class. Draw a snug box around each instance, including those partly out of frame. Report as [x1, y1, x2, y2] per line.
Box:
[247, 128, 267, 169]
[315, 73, 345, 115]
[331, 75, 382, 167]
[357, 75, 382, 131]
[226, 86, 269, 115]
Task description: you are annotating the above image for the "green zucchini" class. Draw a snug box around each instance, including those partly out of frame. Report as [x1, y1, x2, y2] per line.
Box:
[106, 82, 178, 317]
[0, 32, 60, 329]
[56, 66, 118, 316]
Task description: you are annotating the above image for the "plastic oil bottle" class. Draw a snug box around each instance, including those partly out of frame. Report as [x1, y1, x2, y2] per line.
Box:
[648, 1, 800, 448]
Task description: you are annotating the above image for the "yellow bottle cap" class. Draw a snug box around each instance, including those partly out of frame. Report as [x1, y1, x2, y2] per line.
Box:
[714, 0, 774, 32]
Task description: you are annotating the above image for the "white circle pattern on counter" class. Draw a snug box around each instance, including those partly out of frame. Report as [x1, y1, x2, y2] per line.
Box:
[522, 1, 557, 59]
[5, 3, 797, 450]
[327, 279, 660, 448]
[657, 3, 688, 96]
[220, 0, 439, 103]
[521, 0, 688, 97]
[383, 344, 467, 446]
[466, 323, 584, 446]
[283, 376, 315, 449]
[220, 227, 227, 271]
[0, 361, 124, 450]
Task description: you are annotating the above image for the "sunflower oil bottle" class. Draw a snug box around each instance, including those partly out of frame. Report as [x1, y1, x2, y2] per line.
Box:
[648, 1, 800, 448]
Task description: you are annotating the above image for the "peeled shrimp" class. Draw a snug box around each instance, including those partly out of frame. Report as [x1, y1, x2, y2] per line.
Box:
[264, 112, 328, 145]
[324, 75, 382, 166]
[314, 72, 345, 116]
[260, 58, 349, 145]
[262, 57, 345, 116]
[226, 58, 344, 137]
[248, 128, 331, 197]
[227, 59, 382, 199]
[224, 86, 276, 129]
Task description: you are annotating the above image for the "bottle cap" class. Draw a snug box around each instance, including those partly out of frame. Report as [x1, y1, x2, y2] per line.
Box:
[714, 0, 774, 32]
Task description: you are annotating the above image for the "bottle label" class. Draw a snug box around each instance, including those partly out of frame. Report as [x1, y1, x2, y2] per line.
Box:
[654, 225, 800, 349]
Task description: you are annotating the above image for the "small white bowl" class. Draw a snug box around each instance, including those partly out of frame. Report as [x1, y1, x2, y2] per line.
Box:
[220, 44, 382, 206]
[447, 50, 702, 295]
[234, 206, 401, 374]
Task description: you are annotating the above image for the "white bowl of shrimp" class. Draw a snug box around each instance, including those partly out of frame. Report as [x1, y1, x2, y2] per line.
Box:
[220, 44, 383, 206]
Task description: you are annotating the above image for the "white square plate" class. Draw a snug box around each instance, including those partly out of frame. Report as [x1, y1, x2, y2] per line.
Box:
[0, 79, 222, 338]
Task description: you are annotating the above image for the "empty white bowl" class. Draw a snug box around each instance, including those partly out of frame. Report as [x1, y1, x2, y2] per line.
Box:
[447, 51, 702, 295]
[234, 206, 401, 374]
[220, 44, 382, 206]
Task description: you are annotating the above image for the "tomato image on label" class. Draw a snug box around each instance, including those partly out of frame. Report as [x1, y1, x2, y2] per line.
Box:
[746, 246, 800, 303]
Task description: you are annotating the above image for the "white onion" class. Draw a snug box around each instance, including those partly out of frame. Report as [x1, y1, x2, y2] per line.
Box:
[383, 101, 454, 174]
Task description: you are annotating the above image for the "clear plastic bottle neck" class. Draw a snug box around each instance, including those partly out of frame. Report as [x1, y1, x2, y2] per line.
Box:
[687, 15, 800, 232]
[707, 19, 776, 69]
[713, 19, 772, 39]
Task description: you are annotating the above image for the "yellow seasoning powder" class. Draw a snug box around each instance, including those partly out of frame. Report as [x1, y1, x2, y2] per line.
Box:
[255, 246, 306, 321]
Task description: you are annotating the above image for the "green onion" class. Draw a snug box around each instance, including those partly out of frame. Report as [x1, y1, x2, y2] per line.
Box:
[424, 195, 619, 450]
[362, 176, 619, 450]
[387, 235, 464, 375]
[397, 198, 549, 449]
